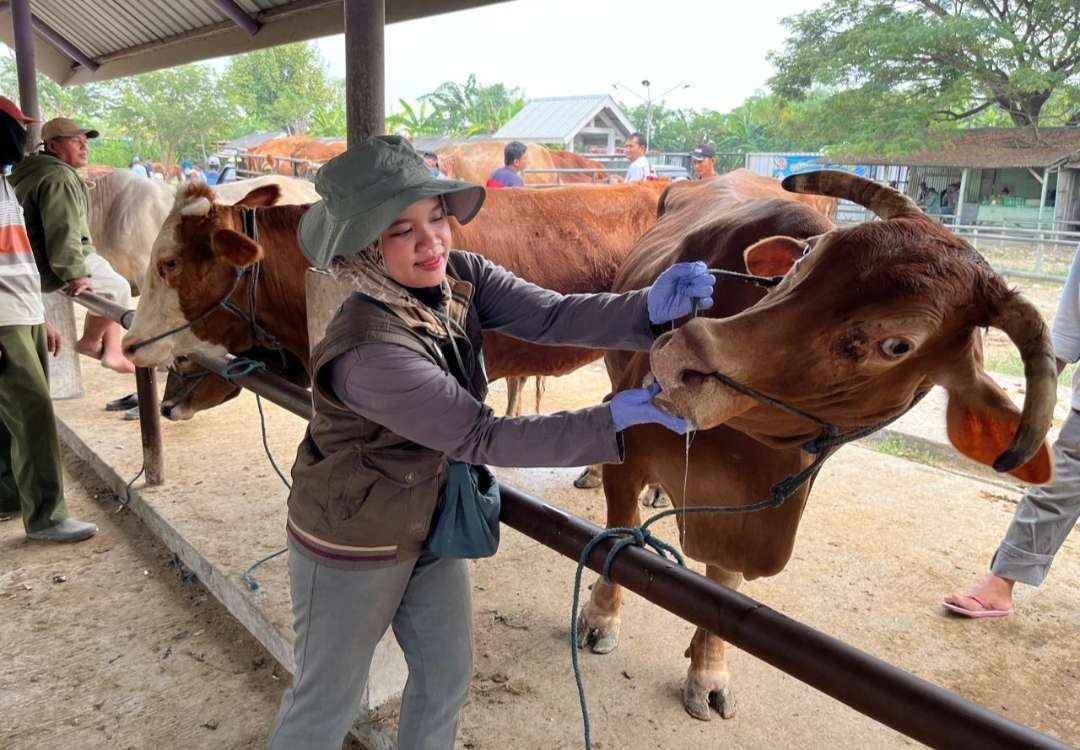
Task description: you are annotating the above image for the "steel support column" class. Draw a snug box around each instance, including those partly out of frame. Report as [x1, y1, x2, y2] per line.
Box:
[10, 0, 39, 145]
[344, 0, 384, 146]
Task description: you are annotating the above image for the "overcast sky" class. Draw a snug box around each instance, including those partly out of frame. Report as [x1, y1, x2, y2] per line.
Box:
[313, 0, 824, 113]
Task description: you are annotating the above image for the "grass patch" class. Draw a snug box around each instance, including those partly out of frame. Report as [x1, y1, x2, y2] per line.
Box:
[983, 351, 1074, 386]
[873, 437, 940, 467]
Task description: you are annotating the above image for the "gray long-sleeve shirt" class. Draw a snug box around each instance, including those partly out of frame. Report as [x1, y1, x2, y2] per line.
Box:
[328, 253, 655, 468]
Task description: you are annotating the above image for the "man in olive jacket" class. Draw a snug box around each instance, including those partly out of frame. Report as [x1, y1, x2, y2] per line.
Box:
[10, 117, 134, 374]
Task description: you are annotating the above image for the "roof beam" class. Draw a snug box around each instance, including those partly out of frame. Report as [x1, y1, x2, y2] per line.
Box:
[0, 0, 100, 71]
[211, 0, 262, 36]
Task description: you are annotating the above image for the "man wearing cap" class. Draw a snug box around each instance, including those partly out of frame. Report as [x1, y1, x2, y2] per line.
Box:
[10, 117, 135, 375]
[690, 144, 717, 180]
[0, 97, 98, 543]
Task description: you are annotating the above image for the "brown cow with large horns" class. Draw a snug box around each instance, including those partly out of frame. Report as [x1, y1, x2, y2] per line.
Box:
[577, 170, 1055, 722]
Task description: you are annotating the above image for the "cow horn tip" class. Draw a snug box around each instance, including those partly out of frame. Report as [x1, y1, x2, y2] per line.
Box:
[992, 451, 1023, 473]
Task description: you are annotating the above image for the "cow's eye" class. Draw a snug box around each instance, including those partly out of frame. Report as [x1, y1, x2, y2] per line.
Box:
[880, 338, 912, 358]
[157, 258, 180, 278]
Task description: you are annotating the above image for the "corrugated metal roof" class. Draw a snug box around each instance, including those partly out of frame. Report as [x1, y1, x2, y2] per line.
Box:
[0, 0, 513, 85]
[493, 95, 634, 144]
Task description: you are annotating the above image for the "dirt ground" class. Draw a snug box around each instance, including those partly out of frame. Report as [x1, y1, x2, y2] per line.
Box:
[3, 354, 1079, 750]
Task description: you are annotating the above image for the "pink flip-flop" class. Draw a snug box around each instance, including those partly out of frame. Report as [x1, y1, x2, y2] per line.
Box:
[942, 593, 1012, 619]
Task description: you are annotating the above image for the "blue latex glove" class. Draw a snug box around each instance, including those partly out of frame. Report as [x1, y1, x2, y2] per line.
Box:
[646, 261, 716, 324]
[610, 382, 688, 434]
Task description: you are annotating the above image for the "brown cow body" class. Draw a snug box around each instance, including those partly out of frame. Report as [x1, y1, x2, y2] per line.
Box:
[125, 183, 661, 419]
[243, 136, 347, 177]
[576, 171, 1055, 721]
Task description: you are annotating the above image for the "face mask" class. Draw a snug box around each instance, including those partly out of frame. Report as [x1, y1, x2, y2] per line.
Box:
[0, 114, 27, 167]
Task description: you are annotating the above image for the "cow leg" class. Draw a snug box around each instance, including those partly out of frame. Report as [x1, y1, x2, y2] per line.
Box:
[576, 462, 644, 654]
[683, 566, 742, 721]
[533, 376, 547, 413]
[504, 376, 524, 417]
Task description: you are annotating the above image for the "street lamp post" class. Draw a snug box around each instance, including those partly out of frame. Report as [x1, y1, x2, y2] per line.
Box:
[612, 80, 690, 150]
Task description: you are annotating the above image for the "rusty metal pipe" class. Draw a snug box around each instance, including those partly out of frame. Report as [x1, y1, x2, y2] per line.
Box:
[497, 485, 1072, 750]
[71, 291, 135, 329]
[188, 352, 313, 419]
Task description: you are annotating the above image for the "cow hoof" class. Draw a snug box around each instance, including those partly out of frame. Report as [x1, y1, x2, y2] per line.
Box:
[640, 486, 670, 508]
[683, 680, 736, 721]
[574, 467, 602, 490]
[575, 609, 620, 654]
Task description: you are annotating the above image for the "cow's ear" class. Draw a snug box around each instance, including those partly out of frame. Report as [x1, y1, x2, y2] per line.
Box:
[943, 370, 1052, 483]
[211, 228, 263, 268]
[235, 185, 282, 208]
[743, 236, 808, 277]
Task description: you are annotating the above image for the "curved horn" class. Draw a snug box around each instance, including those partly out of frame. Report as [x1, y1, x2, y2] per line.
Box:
[782, 170, 921, 220]
[990, 293, 1057, 472]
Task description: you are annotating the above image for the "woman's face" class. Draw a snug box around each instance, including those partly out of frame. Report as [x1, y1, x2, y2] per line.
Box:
[379, 196, 452, 287]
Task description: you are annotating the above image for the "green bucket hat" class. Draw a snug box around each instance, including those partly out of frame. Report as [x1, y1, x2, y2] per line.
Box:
[298, 135, 486, 269]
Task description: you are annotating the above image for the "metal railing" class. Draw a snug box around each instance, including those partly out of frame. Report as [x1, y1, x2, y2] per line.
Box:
[62, 289, 1075, 750]
[521, 164, 690, 186]
[233, 151, 321, 180]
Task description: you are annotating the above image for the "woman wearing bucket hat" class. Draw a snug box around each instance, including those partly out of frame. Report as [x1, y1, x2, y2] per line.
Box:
[269, 135, 714, 750]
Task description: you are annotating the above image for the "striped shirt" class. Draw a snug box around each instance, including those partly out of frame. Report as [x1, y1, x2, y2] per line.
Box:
[0, 175, 44, 326]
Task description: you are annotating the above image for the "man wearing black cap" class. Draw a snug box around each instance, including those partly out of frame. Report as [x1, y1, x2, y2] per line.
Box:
[690, 144, 717, 180]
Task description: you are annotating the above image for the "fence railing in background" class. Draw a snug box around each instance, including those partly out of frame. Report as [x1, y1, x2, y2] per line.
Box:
[233, 151, 321, 180]
[59, 292, 1075, 750]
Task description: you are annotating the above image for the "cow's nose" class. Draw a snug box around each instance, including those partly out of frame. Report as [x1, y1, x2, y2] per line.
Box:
[160, 402, 173, 418]
[679, 369, 709, 388]
[123, 339, 141, 356]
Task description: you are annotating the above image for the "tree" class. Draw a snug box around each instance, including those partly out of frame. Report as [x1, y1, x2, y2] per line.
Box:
[110, 64, 234, 166]
[0, 49, 112, 125]
[221, 42, 333, 135]
[418, 75, 525, 136]
[770, 0, 1080, 152]
[308, 79, 346, 138]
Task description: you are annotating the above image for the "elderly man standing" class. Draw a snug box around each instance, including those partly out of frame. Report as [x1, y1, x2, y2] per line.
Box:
[10, 117, 134, 374]
[0, 97, 97, 543]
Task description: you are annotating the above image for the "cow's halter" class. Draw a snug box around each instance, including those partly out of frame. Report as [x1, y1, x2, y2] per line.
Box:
[128, 207, 281, 354]
[666, 266, 928, 514]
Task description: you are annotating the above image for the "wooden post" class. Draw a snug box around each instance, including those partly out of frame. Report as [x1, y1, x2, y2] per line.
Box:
[344, 0, 385, 146]
[134, 367, 164, 485]
[955, 167, 968, 226]
[10, 0, 40, 148]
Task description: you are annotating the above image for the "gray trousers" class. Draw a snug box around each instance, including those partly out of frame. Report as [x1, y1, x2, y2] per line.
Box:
[990, 408, 1080, 586]
[268, 541, 473, 750]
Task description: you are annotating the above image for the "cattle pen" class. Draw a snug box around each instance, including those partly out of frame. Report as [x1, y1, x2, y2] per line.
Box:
[57, 291, 1074, 750]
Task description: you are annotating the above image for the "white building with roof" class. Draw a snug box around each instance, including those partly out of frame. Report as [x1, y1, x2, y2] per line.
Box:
[493, 95, 636, 153]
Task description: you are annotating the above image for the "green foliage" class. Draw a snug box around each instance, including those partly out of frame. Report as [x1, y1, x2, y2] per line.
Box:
[619, 94, 834, 155]
[769, 0, 1080, 153]
[308, 79, 346, 138]
[0, 49, 109, 126]
[393, 75, 524, 137]
[386, 98, 442, 137]
[87, 138, 135, 168]
[110, 64, 234, 166]
[220, 42, 334, 135]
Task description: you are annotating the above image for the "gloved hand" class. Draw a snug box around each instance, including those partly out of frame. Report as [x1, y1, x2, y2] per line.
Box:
[646, 261, 715, 324]
[610, 382, 688, 434]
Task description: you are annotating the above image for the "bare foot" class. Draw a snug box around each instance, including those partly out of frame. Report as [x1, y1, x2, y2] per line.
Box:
[74, 338, 104, 360]
[100, 350, 136, 375]
[944, 573, 1015, 614]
